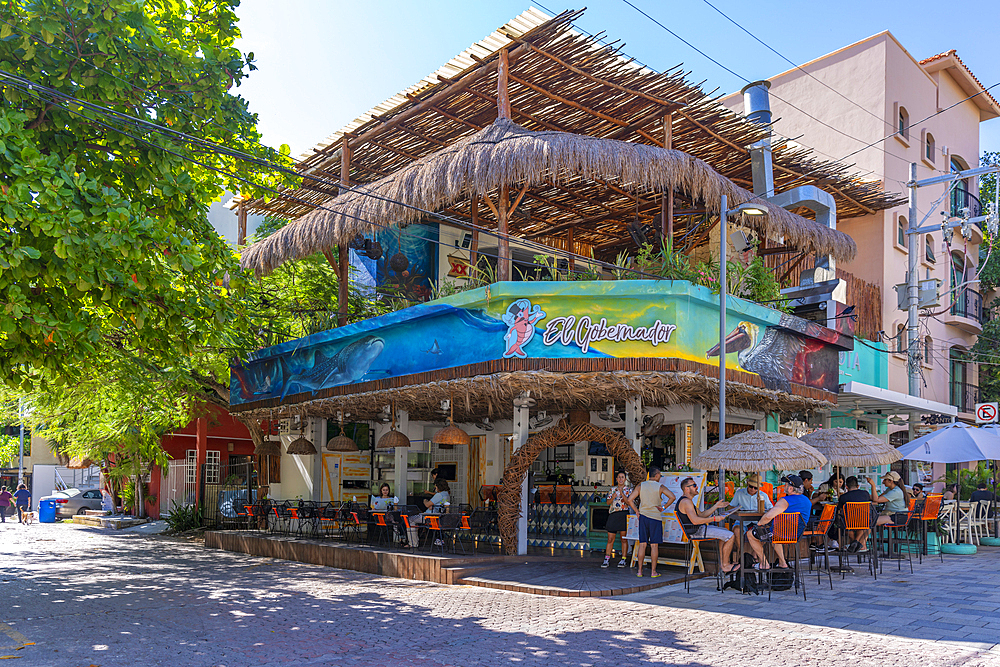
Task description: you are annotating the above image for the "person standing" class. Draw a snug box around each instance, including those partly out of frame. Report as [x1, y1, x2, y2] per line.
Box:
[13, 484, 30, 524]
[0, 486, 11, 523]
[602, 471, 633, 568]
[626, 466, 676, 578]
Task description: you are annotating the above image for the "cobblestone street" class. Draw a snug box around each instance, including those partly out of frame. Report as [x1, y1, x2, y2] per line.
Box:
[2, 521, 1000, 666]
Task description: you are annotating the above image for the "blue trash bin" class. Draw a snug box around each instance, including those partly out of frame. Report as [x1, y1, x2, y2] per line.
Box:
[39, 499, 57, 523]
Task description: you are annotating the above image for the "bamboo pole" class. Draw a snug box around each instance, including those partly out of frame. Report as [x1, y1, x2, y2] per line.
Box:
[470, 192, 480, 274]
[498, 184, 510, 281]
[338, 137, 352, 327]
[498, 48, 511, 120]
[662, 114, 673, 242]
[237, 201, 248, 246]
[566, 226, 575, 273]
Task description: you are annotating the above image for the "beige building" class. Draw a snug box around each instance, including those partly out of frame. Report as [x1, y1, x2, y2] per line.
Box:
[723, 34, 1000, 430]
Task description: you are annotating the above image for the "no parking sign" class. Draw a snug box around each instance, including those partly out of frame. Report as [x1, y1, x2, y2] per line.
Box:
[976, 402, 998, 424]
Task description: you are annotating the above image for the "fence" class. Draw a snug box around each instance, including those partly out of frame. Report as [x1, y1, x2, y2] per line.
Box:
[200, 460, 257, 529]
[159, 461, 197, 518]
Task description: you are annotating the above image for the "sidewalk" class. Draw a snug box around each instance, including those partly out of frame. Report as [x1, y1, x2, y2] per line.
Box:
[624, 548, 1000, 651]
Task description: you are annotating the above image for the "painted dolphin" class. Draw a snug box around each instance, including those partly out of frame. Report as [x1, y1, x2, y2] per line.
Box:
[280, 335, 385, 398]
[706, 320, 804, 393]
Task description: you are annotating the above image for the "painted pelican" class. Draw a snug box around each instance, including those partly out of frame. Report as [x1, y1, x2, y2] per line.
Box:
[706, 320, 805, 393]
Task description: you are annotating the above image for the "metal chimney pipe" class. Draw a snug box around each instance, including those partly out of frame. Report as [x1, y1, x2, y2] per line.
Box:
[741, 80, 773, 126]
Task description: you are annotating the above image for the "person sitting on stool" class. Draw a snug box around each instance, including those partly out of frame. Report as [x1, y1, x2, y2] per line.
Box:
[675, 476, 737, 573]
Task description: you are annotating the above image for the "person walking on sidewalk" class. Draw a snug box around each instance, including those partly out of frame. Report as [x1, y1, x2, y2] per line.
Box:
[626, 466, 676, 579]
[0, 486, 11, 523]
[13, 484, 31, 523]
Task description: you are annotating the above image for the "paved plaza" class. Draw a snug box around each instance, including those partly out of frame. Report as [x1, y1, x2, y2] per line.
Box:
[2, 521, 1000, 666]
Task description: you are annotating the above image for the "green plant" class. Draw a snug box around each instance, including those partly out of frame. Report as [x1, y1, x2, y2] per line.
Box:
[164, 502, 202, 534]
[937, 462, 992, 499]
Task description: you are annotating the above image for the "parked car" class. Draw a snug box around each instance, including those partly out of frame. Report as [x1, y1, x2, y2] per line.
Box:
[39, 488, 103, 518]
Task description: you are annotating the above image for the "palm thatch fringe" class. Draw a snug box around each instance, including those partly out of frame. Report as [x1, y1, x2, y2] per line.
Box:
[799, 428, 902, 467]
[231, 370, 833, 422]
[691, 430, 828, 472]
[241, 119, 856, 276]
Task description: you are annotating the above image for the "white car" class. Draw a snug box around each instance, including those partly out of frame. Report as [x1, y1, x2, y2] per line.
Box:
[39, 488, 104, 518]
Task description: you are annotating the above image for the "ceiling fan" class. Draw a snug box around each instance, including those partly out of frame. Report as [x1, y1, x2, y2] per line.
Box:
[642, 413, 665, 437]
[474, 417, 495, 432]
[513, 391, 537, 409]
[597, 404, 623, 423]
[529, 411, 553, 429]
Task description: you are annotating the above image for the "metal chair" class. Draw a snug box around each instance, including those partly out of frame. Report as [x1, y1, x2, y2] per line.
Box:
[678, 524, 724, 594]
[834, 502, 878, 579]
[804, 503, 836, 589]
[878, 498, 923, 574]
[470, 509, 498, 553]
[763, 513, 805, 601]
[919, 494, 944, 562]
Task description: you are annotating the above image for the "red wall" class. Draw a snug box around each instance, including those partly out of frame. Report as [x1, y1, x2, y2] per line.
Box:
[147, 405, 256, 518]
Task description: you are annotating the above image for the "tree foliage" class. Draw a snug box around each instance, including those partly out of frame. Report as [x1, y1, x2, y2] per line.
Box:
[969, 151, 1000, 401]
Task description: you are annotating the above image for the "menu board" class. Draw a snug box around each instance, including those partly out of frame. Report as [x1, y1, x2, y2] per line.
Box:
[625, 471, 707, 544]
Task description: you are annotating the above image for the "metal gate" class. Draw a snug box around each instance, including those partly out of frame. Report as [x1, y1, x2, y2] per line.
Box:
[200, 460, 256, 529]
[159, 461, 197, 517]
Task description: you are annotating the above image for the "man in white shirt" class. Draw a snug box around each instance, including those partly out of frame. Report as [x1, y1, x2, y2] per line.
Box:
[729, 475, 773, 512]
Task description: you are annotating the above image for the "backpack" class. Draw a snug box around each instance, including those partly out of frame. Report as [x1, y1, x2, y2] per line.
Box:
[722, 553, 760, 595]
[769, 564, 795, 591]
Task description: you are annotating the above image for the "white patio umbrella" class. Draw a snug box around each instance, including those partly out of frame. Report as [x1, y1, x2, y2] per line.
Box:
[896, 422, 1000, 548]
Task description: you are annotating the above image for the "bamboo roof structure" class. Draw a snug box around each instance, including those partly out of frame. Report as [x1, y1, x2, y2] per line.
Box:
[242, 118, 856, 276]
[238, 8, 903, 271]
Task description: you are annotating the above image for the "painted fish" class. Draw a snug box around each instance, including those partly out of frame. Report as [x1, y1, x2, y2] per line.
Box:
[280, 335, 385, 398]
[426, 339, 442, 355]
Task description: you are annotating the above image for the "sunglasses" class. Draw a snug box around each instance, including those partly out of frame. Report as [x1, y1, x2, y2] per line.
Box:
[684, 483, 698, 490]
[747, 485, 758, 491]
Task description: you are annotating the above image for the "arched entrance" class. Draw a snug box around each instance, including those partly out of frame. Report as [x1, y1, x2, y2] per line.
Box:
[497, 421, 646, 555]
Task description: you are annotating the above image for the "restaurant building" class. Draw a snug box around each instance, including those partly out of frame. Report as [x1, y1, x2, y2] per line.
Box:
[229, 9, 905, 554]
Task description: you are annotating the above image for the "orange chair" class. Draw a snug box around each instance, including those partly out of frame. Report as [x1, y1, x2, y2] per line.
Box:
[836, 502, 877, 579]
[423, 515, 445, 553]
[760, 482, 774, 503]
[554, 485, 573, 505]
[371, 511, 391, 548]
[537, 485, 555, 504]
[764, 513, 805, 600]
[724, 481, 735, 501]
[919, 494, 944, 563]
[879, 498, 923, 574]
[774, 485, 787, 503]
[803, 503, 836, 589]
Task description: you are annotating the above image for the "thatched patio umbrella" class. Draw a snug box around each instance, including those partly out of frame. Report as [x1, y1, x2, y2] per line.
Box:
[241, 118, 856, 277]
[799, 428, 901, 468]
[692, 430, 828, 473]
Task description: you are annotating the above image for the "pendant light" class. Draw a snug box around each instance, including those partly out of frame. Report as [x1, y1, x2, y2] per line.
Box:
[286, 412, 318, 455]
[327, 411, 359, 452]
[432, 395, 471, 446]
[255, 410, 282, 457]
[376, 402, 410, 450]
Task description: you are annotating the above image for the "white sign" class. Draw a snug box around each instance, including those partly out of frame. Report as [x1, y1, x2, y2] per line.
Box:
[976, 402, 998, 424]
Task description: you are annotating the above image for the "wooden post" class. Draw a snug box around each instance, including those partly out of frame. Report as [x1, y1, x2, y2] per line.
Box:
[498, 184, 510, 282]
[337, 138, 352, 327]
[470, 192, 480, 277]
[237, 201, 247, 246]
[498, 49, 511, 120]
[566, 226, 575, 274]
[662, 113, 674, 244]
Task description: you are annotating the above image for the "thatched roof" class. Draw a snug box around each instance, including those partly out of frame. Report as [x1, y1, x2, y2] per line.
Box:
[692, 430, 828, 472]
[242, 119, 857, 276]
[238, 8, 902, 269]
[230, 369, 833, 422]
[799, 428, 903, 467]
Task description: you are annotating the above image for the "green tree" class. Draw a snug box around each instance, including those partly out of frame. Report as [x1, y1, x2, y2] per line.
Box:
[970, 151, 1000, 401]
[0, 0, 287, 388]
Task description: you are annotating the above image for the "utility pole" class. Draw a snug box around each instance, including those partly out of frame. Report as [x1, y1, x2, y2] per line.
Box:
[906, 162, 920, 397]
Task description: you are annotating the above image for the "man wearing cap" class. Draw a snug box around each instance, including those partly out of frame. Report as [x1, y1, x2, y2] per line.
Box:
[868, 471, 910, 529]
[745, 475, 812, 569]
[729, 475, 773, 512]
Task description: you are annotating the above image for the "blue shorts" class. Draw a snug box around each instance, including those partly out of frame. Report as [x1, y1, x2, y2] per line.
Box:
[638, 515, 663, 544]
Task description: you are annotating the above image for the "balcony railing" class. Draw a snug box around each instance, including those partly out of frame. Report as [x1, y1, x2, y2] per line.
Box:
[950, 381, 980, 413]
[950, 287, 982, 323]
[950, 187, 981, 219]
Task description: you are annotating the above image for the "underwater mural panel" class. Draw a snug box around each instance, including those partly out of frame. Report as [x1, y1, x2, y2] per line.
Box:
[230, 281, 852, 406]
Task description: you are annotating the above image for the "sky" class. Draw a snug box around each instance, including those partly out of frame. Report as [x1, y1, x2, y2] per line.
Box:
[232, 0, 1000, 167]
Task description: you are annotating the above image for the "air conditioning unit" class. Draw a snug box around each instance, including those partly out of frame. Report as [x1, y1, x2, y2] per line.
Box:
[894, 278, 941, 310]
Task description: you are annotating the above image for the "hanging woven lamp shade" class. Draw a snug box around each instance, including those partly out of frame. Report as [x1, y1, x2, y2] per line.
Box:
[377, 429, 410, 450]
[327, 423, 359, 452]
[66, 456, 95, 469]
[254, 439, 282, 456]
[286, 436, 317, 455]
[432, 423, 472, 446]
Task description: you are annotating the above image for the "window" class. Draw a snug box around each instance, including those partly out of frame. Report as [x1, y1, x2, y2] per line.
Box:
[206, 450, 221, 484]
[897, 215, 907, 247]
[924, 336, 933, 365]
[925, 234, 935, 263]
[185, 449, 197, 484]
[895, 324, 906, 353]
[925, 132, 935, 162]
[898, 106, 909, 139]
